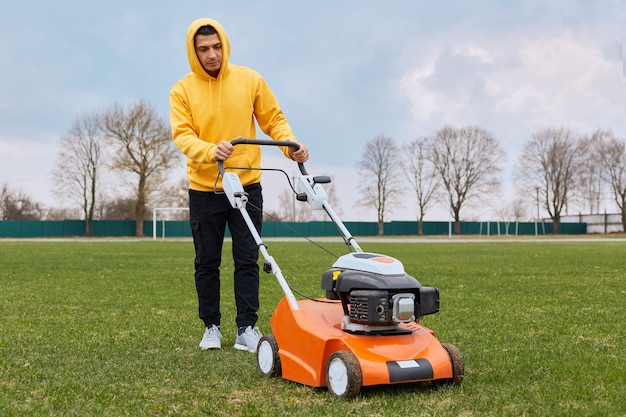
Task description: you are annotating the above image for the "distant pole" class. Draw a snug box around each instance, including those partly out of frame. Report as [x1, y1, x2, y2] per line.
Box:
[448, 194, 452, 239]
[535, 187, 540, 236]
[536, 187, 540, 221]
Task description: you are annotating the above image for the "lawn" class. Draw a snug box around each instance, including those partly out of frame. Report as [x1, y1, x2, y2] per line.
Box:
[0, 238, 624, 416]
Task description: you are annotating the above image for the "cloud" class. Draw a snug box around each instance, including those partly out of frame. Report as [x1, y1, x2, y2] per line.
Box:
[398, 25, 624, 151]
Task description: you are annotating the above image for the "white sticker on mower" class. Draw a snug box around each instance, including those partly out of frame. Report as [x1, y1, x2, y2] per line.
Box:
[396, 360, 421, 369]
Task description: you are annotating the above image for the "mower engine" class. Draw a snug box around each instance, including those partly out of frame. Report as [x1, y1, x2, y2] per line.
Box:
[321, 253, 439, 334]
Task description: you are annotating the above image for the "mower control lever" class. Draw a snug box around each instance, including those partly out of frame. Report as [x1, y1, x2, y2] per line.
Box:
[312, 176, 331, 184]
[297, 176, 331, 202]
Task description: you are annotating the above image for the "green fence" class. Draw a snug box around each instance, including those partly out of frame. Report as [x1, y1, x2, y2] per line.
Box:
[0, 219, 586, 238]
[0, 220, 138, 238]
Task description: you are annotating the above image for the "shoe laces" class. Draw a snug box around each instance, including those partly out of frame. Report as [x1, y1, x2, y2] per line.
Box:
[207, 325, 221, 337]
[247, 326, 262, 338]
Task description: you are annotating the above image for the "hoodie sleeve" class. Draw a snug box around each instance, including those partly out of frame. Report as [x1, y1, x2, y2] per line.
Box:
[169, 85, 218, 163]
[253, 77, 297, 159]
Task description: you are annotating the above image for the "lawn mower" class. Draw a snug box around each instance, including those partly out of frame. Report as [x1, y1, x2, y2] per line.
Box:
[218, 139, 464, 398]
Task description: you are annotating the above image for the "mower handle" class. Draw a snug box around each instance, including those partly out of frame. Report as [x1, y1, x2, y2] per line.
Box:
[217, 138, 308, 177]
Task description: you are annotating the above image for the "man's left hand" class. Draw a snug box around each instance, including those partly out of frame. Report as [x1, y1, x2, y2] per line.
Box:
[289, 143, 309, 163]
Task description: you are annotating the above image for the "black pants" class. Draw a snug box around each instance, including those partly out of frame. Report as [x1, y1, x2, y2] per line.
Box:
[189, 183, 263, 329]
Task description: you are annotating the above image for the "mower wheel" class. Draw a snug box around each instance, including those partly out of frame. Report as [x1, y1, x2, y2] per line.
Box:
[256, 335, 281, 377]
[439, 343, 464, 386]
[326, 350, 362, 399]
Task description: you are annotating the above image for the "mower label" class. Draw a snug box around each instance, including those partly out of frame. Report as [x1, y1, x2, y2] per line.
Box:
[397, 360, 421, 368]
[387, 359, 434, 382]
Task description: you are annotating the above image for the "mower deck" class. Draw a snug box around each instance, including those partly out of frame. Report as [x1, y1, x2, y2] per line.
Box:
[268, 296, 456, 390]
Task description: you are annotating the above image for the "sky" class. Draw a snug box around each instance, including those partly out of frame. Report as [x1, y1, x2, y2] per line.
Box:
[0, 0, 624, 222]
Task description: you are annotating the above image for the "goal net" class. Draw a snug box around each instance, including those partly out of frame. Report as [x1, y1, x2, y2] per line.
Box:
[152, 207, 190, 240]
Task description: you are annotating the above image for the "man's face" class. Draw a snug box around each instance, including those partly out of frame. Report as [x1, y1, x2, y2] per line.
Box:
[195, 33, 222, 77]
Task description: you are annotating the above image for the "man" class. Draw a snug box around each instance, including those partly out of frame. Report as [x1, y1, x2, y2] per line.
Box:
[169, 18, 309, 352]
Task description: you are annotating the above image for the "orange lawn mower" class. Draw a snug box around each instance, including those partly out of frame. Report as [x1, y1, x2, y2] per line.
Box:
[218, 139, 464, 398]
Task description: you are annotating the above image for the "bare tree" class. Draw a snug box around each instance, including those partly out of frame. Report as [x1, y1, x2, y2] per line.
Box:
[51, 111, 104, 236]
[402, 138, 440, 235]
[491, 196, 528, 236]
[263, 209, 284, 223]
[101, 100, 179, 236]
[577, 134, 604, 214]
[152, 176, 190, 220]
[357, 135, 403, 235]
[0, 184, 43, 220]
[510, 197, 528, 222]
[594, 129, 626, 231]
[425, 125, 504, 234]
[278, 187, 297, 222]
[101, 197, 137, 220]
[515, 127, 587, 234]
[46, 207, 81, 221]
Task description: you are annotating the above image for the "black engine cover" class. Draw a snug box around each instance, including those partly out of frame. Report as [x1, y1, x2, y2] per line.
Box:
[321, 268, 440, 318]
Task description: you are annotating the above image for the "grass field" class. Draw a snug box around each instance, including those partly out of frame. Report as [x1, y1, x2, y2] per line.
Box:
[0, 238, 624, 416]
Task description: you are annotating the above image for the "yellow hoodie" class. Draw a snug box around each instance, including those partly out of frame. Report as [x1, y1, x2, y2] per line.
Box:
[169, 18, 297, 191]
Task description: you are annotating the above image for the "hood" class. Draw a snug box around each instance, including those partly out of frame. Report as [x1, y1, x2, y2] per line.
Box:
[186, 18, 231, 81]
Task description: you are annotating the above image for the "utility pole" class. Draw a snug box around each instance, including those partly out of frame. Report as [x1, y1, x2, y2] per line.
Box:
[535, 187, 540, 236]
[536, 187, 540, 220]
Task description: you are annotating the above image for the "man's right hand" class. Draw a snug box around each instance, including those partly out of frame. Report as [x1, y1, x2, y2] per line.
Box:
[213, 140, 234, 161]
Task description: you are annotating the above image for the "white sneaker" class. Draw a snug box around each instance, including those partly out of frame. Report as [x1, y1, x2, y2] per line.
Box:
[199, 325, 222, 350]
[233, 326, 262, 353]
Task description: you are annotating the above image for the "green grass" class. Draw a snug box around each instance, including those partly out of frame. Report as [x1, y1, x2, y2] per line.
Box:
[1, 239, 624, 416]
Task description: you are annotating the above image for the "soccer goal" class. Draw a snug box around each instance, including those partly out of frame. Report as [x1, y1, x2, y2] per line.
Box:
[152, 207, 190, 240]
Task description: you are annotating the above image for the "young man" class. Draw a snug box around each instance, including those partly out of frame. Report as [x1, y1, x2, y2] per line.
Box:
[169, 18, 308, 352]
